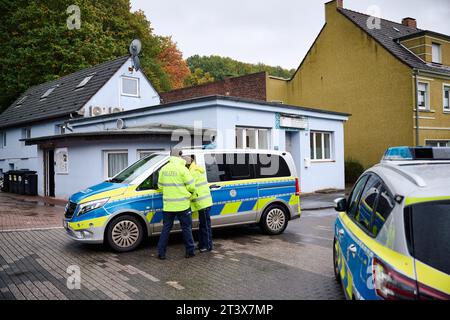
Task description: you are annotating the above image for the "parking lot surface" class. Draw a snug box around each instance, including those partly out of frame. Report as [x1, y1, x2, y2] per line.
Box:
[0, 192, 343, 300]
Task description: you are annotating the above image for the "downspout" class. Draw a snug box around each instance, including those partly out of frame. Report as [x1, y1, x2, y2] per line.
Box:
[413, 69, 420, 146]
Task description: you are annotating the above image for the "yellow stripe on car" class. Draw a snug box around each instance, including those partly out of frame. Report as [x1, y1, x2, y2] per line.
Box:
[415, 260, 450, 295]
[339, 212, 415, 278]
[405, 196, 450, 206]
[68, 216, 109, 231]
[221, 202, 242, 215]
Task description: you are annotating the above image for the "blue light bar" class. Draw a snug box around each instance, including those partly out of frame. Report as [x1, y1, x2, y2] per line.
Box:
[383, 147, 450, 161]
[383, 147, 413, 160]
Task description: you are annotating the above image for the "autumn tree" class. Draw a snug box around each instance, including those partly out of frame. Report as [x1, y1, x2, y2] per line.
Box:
[157, 36, 190, 90]
[184, 68, 215, 87]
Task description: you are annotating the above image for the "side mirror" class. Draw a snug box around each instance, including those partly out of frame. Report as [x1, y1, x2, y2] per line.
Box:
[334, 197, 347, 212]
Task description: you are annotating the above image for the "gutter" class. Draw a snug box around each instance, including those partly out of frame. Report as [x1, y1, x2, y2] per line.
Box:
[413, 69, 420, 146]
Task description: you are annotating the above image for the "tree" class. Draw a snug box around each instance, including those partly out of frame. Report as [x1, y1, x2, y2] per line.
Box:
[0, 0, 170, 112]
[157, 36, 190, 90]
[186, 55, 295, 82]
[184, 68, 215, 87]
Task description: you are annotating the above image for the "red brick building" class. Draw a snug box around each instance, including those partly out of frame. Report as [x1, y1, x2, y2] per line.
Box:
[160, 72, 267, 104]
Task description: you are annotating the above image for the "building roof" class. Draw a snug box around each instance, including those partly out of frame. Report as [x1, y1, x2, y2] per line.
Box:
[339, 8, 450, 76]
[66, 95, 351, 126]
[22, 123, 215, 146]
[0, 56, 130, 129]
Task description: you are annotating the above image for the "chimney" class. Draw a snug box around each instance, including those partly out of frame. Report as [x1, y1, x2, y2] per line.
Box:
[337, 0, 343, 8]
[402, 17, 417, 28]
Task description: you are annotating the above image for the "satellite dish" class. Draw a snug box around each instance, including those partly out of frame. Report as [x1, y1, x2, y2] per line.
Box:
[129, 39, 142, 56]
[117, 119, 126, 130]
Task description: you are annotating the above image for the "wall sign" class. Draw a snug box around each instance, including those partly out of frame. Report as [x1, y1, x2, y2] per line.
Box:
[55, 148, 69, 174]
[279, 115, 308, 129]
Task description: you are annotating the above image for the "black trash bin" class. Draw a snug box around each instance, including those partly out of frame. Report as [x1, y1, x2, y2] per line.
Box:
[24, 173, 38, 196]
[1, 172, 8, 192]
[9, 171, 18, 194]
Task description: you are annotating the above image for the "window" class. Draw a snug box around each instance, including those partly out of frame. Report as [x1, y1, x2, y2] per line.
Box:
[22, 128, 31, 140]
[371, 185, 395, 236]
[40, 86, 57, 99]
[138, 150, 161, 160]
[444, 85, 450, 112]
[418, 82, 429, 110]
[77, 74, 94, 88]
[254, 154, 291, 178]
[405, 201, 450, 274]
[310, 131, 332, 160]
[347, 175, 370, 217]
[16, 95, 27, 106]
[109, 154, 166, 185]
[0, 132, 5, 148]
[432, 43, 442, 64]
[426, 140, 450, 148]
[121, 77, 139, 97]
[204, 153, 255, 183]
[235, 127, 270, 149]
[104, 151, 128, 179]
[354, 175, 382, 234]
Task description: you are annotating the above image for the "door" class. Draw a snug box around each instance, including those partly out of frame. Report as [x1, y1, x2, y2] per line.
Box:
[335, 174, 369, 299]
[204, 153, 258, 226]
[44, 149, 55, 197]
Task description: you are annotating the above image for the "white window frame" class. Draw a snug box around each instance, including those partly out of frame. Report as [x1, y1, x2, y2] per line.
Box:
[235, 127, 271, 150]
[103, 150, 128, 179]
[432, 42, 442, 64]
[310, 131, 333, 162]
[443, 84, 450, 113]
[137, 149, 163, 159]
[121, 76, 140, 97]
[418, 81, 430, 111]
[425, 140, 450, 148]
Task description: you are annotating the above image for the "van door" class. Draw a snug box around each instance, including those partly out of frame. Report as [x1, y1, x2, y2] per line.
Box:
[204, 153, 258, 226]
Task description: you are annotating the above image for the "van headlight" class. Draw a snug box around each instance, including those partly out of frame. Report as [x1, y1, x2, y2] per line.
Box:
[78, 198, 109, 216]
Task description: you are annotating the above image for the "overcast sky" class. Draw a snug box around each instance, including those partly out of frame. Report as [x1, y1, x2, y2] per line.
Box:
[130, 0, 450, 69]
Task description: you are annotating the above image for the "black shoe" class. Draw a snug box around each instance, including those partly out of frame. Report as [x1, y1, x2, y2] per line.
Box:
[185, 252, 195, 259]
[158, 255, 166, 260]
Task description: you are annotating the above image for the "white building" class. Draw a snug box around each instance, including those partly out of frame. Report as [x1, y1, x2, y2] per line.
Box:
[1, 57, 349, 199]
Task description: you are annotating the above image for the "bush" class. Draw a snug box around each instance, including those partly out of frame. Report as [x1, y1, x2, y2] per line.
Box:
[345, 159, 365, 184]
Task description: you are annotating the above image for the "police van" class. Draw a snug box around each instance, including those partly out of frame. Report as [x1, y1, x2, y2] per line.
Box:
[333, 147, 450, 300]
[63, 149, 301, 252]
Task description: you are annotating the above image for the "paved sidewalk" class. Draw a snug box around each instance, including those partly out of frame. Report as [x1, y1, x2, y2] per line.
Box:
[300, 191, 346, 211]
[0, 192, 65, 231]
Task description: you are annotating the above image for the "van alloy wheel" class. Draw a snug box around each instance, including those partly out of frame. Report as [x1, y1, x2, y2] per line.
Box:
[266, 208, 286, 232]
[111, 220, 140, 248]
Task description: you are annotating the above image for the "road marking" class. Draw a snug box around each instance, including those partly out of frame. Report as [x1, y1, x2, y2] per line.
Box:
[0, 226, 64, 233]
[166, 281, 185, 290]
[315, 225, 332, 231]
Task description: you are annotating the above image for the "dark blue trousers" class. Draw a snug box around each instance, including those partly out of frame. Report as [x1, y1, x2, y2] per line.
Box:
[157, 209, 195, 256]
[198, 207, 213, 250]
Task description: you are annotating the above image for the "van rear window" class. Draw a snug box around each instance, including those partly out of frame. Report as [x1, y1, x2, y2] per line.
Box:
[405, 201, 450, 274]
[254, 154, 291, 178]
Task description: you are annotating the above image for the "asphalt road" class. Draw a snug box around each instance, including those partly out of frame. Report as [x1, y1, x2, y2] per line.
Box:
[0, 208, 343, 300]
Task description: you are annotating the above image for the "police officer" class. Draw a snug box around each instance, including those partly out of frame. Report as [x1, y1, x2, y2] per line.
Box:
[157, 149, 196, 259]
[187, 156, 214, 252]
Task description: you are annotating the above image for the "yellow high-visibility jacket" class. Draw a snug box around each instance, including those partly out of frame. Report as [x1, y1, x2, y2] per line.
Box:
[158, 156, 196, 212]
[189, 162, 213, 212]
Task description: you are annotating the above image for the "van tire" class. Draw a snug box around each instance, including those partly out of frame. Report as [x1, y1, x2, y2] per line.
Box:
[260, 204, 289, 235]
[106, 215, 144, 252]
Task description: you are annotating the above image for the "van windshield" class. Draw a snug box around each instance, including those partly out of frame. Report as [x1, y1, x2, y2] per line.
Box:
[406, 200, 450, 274]
[109, 154, 167, 184]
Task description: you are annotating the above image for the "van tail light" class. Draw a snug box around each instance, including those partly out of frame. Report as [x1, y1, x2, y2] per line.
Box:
[372, 257, 418, 300]
[295, 178, 300, 196]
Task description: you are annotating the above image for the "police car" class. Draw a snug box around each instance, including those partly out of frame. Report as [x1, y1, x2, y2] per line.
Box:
[63, 149, 301, 252]
[333, 147, 450, 300]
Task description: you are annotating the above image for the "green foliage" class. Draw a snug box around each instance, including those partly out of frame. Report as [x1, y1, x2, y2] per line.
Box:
[0, 0, 171, 112]
[184, 68, 215, 87]
[186, 55, 295, 82]
[345, 159, 365, 184]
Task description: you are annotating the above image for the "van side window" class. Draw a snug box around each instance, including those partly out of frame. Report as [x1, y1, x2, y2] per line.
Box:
[205, 153, 254, 182]
[254, 154, 291, 178]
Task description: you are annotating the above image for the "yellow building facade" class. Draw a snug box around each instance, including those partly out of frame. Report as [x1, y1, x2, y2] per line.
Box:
[266, 0, 450, 168]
